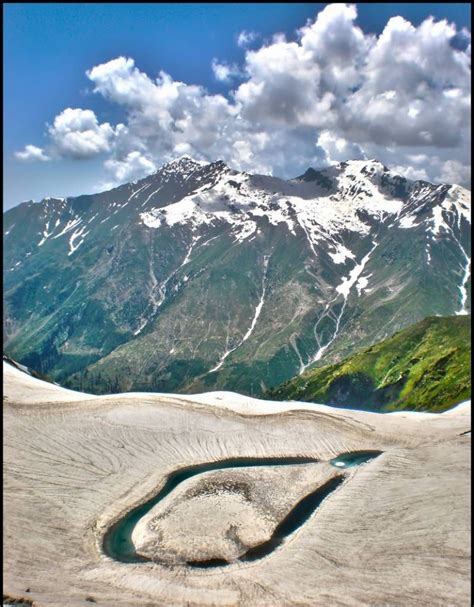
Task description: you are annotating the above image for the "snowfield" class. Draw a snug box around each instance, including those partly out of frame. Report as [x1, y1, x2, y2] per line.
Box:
[3, 360, 471, 606]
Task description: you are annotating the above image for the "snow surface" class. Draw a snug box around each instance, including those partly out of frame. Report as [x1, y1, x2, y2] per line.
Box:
[328, 244, 356, 265]
[399, 215, 419, 229]
[68, 225, 90, 256]
[52, 217, 82, 240]
[336, 241, 378, 298]
[4, 361, 470, 424]
[139, 161, 408, 258]
[356, 273, 373, 296]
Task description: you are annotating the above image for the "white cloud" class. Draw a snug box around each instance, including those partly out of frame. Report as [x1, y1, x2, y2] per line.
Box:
[104, 150, 156, 183]
[14, 144, 50, 162]
[48, 108, 116, 158]
[235, 36, 337, 128]
[317, 130, 365, 164]
[436, 159, 472, 186]
[15, 5, 471, 188]
[390, 164, 429, 182]
[211, 59, 242, 82]
[237, 30, 258, 48]
[87, 57, 166, 110]
[343, 15, 471, 148]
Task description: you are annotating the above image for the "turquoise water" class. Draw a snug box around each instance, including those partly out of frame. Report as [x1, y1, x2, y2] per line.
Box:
[329, 450, 382, 468]
[104, 456, 321, 563]
[103, 451, 382, 565]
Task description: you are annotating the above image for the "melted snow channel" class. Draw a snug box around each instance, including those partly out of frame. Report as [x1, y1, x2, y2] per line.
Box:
[428, 195, 471, 315]
[209, 255, 269, 373]
[300, 241, 378, 374]
[455, 241, 471, 316]
[133, 237, 201, 336]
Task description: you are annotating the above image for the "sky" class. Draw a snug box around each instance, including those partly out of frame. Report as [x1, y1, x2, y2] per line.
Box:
[4, 3, 471, 210]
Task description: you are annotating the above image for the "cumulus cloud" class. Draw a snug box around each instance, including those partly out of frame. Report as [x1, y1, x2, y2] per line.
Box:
[47, 108, 116, 159]
[104, 151, 156, 183]
[317, 130, 365, 164]
[87, 57, 160, 109]
[237, 30, 258, 48]
[14, 144, 50, 162]
[211, 59, 242, 82]
[390, 164, 430, 182]
[15, 4, 471, 188]
[343, 15, 471, 148]
[436, 159, 472, 185]
[235, 36, 337, 128]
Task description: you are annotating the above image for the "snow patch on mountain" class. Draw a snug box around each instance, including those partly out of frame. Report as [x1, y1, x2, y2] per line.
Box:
[356, 273, 373, 296]
[451, 234, 471, 316]
[52, 217, 82, 240]
[328, 244, 356, 264]
[38, 221, 53, 246]
[139, 160, 410, 252]
[300, 240, 379, 373]
[399, 215, 419, 229]
[426, 245, 431, 264]
[241, 254, 269, 344]
[456, 255, 470, 316]
[142, 186, 163, 207]
[336, 241, 378, 298]
[430, 189, 471, 237]
[431, 206, 448, 236]
[234, 220, 258, 243]
[129, 182, 152, 202]
[68, 225, 90, 256]
[448, 185, 471, 224]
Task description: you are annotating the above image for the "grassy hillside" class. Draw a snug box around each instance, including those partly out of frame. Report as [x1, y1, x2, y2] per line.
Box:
[268, 316, 471, 412]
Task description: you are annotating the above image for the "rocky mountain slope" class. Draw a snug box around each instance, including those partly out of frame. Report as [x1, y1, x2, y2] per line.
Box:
[269, 315, 471, 412]
[3, 157, 471, 395]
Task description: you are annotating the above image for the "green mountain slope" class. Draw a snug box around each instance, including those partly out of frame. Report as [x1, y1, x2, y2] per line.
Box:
[268, 316, 471, 412]
[4, 158, 471, 396]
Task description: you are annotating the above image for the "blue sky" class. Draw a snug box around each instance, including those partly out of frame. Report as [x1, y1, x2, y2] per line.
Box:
[4, 3, 471, 209]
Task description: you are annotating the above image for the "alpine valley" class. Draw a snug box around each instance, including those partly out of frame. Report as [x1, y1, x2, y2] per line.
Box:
[3, 157, 471, 396]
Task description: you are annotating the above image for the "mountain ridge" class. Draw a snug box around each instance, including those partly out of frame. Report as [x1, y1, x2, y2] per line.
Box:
[7, 156, 469, 211]
[4, 157, 471, 396]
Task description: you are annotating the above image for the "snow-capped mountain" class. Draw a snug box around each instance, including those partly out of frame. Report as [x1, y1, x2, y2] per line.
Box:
[3, 156, 471, 395]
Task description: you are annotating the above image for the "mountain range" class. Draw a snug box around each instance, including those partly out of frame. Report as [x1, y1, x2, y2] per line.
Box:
[3, 156, 471, 395]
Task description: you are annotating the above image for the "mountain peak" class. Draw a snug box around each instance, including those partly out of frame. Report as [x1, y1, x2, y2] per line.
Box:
[337, 159, 388, 172]
[163, 155, 207, 168]
[157, 154, 208, 172]
[153, 155, 209, 180]
[296, 158, 389, 181]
